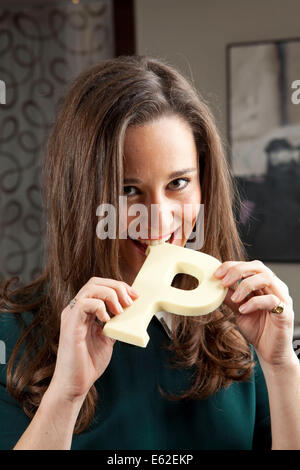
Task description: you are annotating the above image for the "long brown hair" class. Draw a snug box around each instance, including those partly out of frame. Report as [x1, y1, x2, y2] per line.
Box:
[0, 55, 254, 434]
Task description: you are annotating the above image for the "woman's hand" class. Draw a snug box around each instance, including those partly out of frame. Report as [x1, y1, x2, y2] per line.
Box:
[214, 260, 298, 369]
[48, 277, 139, 403]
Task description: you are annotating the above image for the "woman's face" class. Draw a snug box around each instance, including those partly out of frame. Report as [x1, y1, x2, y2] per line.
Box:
[118, 114, 201, 285]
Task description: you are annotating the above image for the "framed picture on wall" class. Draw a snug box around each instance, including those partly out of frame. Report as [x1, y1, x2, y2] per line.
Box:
[226, 37, 300, 262]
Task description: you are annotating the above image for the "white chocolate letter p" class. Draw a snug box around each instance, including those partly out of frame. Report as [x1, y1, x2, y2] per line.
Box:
[102, 243, 227, 347]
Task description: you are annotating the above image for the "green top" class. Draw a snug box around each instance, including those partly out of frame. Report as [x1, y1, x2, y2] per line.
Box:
[0, 311, 271, 450]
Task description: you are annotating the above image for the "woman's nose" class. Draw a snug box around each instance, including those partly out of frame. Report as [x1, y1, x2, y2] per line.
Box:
[146, 202, 178, 237]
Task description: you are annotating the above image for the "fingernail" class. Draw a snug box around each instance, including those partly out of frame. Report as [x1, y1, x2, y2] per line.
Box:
[130, 288, 139, 296]
[118, 303, 124, 313]
[239, 304, 248, 313]
[126, 294, 133, 305]
[222, 275, 231, 285]
[214, 267, 224, 277]
[215, 268, 222, 276]
[231, 291, 240, 302]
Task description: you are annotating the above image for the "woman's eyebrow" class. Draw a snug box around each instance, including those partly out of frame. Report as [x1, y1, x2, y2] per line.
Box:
[124, 167, 197, 184]
[169, 167, 197, 179]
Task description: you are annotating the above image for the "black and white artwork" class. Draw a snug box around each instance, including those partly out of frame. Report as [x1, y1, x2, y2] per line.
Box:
[227, 38, 300, 262]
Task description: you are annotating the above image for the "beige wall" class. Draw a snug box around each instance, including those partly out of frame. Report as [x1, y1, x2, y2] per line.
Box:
[134, 0, 300, 321]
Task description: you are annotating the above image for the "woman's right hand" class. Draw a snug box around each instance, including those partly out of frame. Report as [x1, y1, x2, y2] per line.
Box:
[47, 277, 139, 403]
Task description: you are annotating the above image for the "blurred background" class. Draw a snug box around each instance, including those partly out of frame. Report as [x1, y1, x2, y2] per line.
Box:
[0, 0, 299, 343]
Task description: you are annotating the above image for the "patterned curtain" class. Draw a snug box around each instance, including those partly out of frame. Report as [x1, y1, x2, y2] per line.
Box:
[0, 0, 115, 286]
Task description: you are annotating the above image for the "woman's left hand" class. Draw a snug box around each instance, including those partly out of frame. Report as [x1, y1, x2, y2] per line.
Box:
[214, 260, 297, 369]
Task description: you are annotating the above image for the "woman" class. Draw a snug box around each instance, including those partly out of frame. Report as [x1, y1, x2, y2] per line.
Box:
[0, 55, 299, 450]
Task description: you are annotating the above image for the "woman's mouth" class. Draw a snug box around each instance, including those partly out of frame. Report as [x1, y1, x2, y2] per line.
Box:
[129, 230, 178, 256]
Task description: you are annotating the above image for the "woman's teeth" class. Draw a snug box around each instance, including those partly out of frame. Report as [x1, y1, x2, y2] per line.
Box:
[130, 233, 173, 249]
[138, 234, 172, 245]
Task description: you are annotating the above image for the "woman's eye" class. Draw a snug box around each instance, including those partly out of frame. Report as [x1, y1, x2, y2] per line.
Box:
[123, 186, 138, 197]
[168, 178, 190, 191]
[123, 178, 190, 196]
